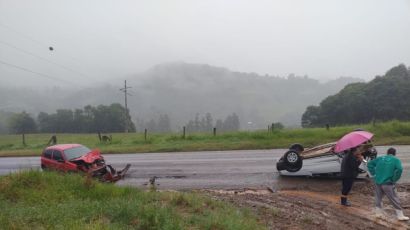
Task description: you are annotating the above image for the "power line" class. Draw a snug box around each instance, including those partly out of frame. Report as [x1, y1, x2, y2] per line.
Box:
[0, 59, 78, 85]
[0, 40, 90, 79]
[0, 22, 49, 49]
[0, 22, 95, 73]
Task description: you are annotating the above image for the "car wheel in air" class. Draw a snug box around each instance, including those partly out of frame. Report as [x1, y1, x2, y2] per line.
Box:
[283, 150, 303, 172]
[289, 143, 304, 153]
[284, 150, 301, 165]
[285, 161, 303, 172]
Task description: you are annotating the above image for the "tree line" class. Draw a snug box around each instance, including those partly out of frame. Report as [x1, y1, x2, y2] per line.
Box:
[135, 112, 240, 133]
[6, 103, 135, 134]
[301, 64, 410, 127]
[185, 113, 240, 132]
[4, 105, 242, 134]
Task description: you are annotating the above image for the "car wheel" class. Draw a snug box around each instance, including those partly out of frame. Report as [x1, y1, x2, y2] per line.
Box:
[283, 150, 303, 172]
[284, 150, 301, 165]
[41, 164, 46, 170]
[285, 161, 303, 172]
[289, 143, 304, 153]
[276, 157, 287, 171]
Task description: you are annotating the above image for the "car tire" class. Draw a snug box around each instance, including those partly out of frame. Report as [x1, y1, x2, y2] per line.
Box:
[285, 161, 303, 172]
[283, 150, 303, 172]
[41, 164, 46, 170]
[276, 157, 287, 171]
[284, 150, 301, 165]
[289, 143, 304, 153]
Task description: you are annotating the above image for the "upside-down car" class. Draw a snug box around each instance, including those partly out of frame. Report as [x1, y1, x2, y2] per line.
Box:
[276, 142, 377, 177]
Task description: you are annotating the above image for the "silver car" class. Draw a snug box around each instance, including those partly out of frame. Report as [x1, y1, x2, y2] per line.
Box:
[276, 142, 377, 177]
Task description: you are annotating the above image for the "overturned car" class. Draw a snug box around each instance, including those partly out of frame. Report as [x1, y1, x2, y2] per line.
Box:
[276, 142, 377, 177]
[41, 144, 130, 182]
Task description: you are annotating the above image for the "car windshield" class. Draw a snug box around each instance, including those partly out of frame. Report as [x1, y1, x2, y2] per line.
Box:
[64, 146, 91, 160]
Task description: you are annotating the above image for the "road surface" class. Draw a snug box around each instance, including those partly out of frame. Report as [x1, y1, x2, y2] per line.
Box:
[1, 146, 410, 190]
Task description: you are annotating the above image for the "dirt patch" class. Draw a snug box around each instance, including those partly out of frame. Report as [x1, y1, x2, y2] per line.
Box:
[202, 180, 410, 230]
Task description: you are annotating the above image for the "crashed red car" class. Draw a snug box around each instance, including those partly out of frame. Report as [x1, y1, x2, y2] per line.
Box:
[41, 144, 130, 182]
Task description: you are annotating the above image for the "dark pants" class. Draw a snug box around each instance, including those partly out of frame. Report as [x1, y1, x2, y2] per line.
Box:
[341, 178, 354, 196]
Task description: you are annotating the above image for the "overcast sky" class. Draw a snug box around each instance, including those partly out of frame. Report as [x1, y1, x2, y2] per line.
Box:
[1, 0, 410, 87]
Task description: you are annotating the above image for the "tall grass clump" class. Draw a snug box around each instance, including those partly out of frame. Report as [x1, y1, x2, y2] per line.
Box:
[0, 170, 264, 230]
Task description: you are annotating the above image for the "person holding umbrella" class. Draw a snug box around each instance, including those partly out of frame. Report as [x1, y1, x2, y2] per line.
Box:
[334, 130, 374, 206]
[367, 147, 409, 221]
[340, 147, 363, 206]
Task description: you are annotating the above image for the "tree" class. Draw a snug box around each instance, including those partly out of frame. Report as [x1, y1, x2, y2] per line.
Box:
[301, 64, 410, 126]
[36, 104, 135, 133]
[8, 111, 37, 134]
[301, 106, 321, 128]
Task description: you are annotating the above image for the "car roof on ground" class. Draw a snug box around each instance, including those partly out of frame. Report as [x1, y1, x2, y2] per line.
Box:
[45, 144, 84, 151]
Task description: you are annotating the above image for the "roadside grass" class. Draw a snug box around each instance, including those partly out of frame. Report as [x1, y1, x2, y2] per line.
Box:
[0, 170, 265, 230]
[1, 120, 410, 156]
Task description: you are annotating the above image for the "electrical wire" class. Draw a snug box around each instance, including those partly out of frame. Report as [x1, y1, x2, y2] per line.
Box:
[0, 22, 49, 48]
[0, 40, 90, 79]
[0, 22, 98, 76]
[0, 59, 78, 85]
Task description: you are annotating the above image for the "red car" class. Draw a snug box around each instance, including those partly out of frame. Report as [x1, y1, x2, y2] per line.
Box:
[41, 144, 130, 182]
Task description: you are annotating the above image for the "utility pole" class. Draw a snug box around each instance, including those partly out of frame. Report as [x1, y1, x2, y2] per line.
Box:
[120, 80, 132, 132]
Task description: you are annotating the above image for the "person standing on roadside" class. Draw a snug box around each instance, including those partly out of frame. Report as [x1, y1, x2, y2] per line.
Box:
[367, 147, 409, 221]
[340, 147, 363, 206]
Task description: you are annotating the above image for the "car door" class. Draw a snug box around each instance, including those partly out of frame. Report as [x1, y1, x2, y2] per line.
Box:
[41, 149, 54, 168]
[51, 150, 66, 171]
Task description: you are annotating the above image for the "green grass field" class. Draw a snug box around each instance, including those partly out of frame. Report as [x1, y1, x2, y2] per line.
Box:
[0, 170, 265, 230]
[1, 120, 410, 157]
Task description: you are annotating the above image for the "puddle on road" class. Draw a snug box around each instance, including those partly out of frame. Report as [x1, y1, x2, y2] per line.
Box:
[165, 175, 187, 179]
[204, 188, 274, 195]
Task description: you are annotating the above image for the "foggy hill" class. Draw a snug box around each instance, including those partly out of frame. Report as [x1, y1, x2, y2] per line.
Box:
[0, 62, 362, 130]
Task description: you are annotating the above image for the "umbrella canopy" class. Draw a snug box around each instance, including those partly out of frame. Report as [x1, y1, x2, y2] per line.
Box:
[334, 131, 374, 153]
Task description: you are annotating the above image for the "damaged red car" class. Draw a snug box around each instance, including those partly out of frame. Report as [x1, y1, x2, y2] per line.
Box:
[41, 144, 130, 182]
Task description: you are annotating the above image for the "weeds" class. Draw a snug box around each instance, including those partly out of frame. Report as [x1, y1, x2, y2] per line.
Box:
[0, 171, 265, 230]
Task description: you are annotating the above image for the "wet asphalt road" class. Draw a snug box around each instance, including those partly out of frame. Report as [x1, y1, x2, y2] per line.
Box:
[1, 146, 410, 190]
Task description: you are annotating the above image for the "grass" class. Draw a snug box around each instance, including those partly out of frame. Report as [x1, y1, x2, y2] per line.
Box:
[1, 120, 410, 157]
[0, 170, 265, 230]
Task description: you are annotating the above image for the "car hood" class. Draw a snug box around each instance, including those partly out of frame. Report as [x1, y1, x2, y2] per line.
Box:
[71, 149, 103, 163]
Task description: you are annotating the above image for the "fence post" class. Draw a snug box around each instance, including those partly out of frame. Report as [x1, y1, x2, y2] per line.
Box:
[213, 127, 216, 136]
[22, 133, 26, 146]
[271, 123, 274, 133]
[183, 126, 186, 139]
[326, 124, 330, 131]
[144, 129, 147, 141]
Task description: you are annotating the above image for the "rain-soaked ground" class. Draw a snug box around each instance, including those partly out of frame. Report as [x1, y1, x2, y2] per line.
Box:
[1, 146, 410, 229]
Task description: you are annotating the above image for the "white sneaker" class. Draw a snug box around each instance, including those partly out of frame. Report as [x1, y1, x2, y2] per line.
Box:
[395, 209, 410, 221]
[375, 207, 384, 218]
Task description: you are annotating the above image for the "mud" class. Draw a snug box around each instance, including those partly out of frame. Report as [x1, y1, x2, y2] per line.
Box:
[203, 180, 410, 229]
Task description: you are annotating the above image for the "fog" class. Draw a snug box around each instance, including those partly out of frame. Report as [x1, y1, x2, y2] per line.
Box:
[1, 0, 410, 87]
[1, 0, 410, 129]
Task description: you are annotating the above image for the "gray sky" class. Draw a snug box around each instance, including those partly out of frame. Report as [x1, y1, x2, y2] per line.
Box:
[1, 0, 410, 87]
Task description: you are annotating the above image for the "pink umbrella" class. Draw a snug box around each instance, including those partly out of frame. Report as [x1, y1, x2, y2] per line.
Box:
[334, 131, 374, 153]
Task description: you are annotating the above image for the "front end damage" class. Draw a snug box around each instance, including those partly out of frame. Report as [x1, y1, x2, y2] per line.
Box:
[70, 151, 130, 182]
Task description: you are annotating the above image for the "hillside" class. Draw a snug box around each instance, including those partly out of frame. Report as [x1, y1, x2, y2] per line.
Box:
[0, 62, 361, 131]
